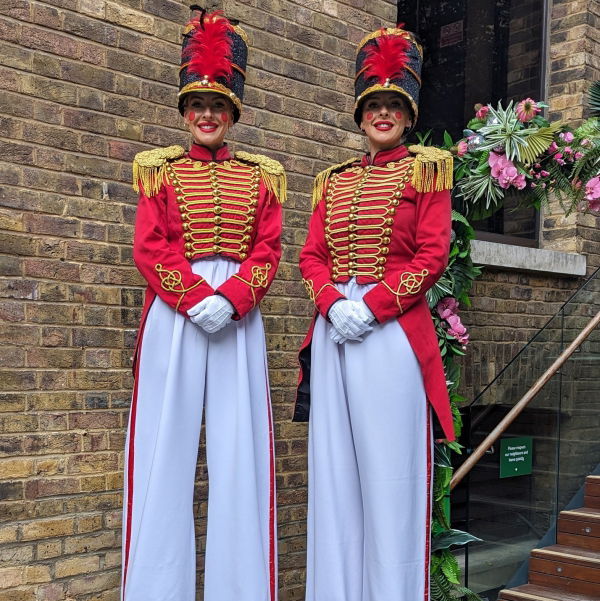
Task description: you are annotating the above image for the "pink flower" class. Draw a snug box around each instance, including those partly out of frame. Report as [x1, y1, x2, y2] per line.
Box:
[475, 105, 489, 120]
[575, 152, 584, 160]
[581, 139, 591, 147]
[447, 315, 469, 346]
[548, 141, 558, 154]
[437, 297, 459, 320]
[559, 131, 574, 143]
[489, 152, 526, 189]
[515, 98, 541, 122]
[541, 170, 550, 177]
[585, 176, 600, 201]
[564, 146, 573, 154]
[456, 140, 468, 157]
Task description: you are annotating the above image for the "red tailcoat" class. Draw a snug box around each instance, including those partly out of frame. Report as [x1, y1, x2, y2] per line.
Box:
[133, 143, 282, 366]
[295, 144, 455, 441]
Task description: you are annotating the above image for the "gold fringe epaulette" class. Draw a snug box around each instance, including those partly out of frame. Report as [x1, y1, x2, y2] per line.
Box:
[312, 157, 359, 209]
[235, 151, 287, 204]
[407, 145, 453, 192]
[132, 145, 186, 196]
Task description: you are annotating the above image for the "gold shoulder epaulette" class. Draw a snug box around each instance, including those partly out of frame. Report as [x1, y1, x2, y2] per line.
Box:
[312, 157, 359, 210]
[407, 145, 453, 192]
[235, 151, 287, 204]
[132, 145, 185, 196]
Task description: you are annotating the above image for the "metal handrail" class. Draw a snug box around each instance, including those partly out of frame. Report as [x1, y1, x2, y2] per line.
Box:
[450, 308, 600, 491]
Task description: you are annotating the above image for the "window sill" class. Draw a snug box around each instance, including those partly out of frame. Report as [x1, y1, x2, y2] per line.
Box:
[470, 240, 587, 276]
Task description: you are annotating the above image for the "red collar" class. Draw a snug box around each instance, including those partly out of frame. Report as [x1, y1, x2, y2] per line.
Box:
[187, 143, 232, 162]
[360, 145, 409, 167]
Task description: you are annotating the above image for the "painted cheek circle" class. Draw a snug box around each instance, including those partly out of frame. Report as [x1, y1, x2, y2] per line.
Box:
[220, 112, 229, 122]
[394, 111, 403, 120]
[366, 112, 374, 121]
[187, 111, 196, 122]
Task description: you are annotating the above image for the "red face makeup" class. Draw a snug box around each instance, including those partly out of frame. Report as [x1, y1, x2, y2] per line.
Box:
[360, 92, 412, 155]
[184, 93, 234, 150]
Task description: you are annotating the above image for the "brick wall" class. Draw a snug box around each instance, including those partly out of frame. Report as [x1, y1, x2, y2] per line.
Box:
[0, 1, 395, 599]
[1, 1, 599, 600]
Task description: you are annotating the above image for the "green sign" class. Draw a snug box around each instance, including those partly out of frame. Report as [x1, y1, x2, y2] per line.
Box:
[499, 436, 533, 478]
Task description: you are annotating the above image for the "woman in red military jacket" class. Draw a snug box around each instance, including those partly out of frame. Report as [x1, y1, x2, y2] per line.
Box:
[121, 10, 283, 601]
[296, 26, 453, 601]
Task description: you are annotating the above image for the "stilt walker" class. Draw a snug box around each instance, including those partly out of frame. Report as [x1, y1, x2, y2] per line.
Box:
[122, 8, 283, 601]
[295, 24, 456, 601]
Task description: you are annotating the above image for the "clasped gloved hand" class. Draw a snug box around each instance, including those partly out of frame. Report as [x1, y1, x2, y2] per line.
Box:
[188, 295, 235, 334]
[328, 300, 374, 344]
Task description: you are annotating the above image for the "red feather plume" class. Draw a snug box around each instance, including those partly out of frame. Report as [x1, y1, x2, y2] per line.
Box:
[363, 29, 410, 84]
[183, 10, 234, 82]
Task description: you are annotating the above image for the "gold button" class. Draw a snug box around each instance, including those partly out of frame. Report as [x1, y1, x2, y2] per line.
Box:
[349, 224, 356, 231]
[383, 237, 390, 244]
[348, 261, 355, 268]
[240, 252, 247, 260]
[214, 206, 222, 214]
[384, 228, 392, 235]
[174, 187, 181, 193]
[243, 234, 250, 241]
[184, 233, 191, 240]
[349, 252, 356, 258]
[349, 244, 356, 250]
[213, 245, 220, 252]
[214, 226, 221, 234]
[382, 248, 389, 255]
[389, 208, 396, 215]
[214, 216, 221, 224]
[182, 223, 189, 231]
[185, 242, 192, 250]
[395, 190, 402, 197]
[249, 208, 256, 215]
[378, 257, 386, 264]
[349, 233, 356, 241]
[213, 197, 221, 205]
[179, 205, 186, 212]
[177, 196, 184, 203]
[241, 244, 248, 251]
[181, 213, 188, 220]
[386, 218, 393, 225]
[392, 199, 399, 206]
[185, 251, 192, 259]
[208, 162, 217, 168]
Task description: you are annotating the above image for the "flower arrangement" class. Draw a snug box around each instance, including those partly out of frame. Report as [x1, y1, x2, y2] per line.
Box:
[448, 82, 600, 220]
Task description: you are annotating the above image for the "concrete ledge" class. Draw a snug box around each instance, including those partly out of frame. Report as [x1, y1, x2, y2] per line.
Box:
[470, 240, 587, 276]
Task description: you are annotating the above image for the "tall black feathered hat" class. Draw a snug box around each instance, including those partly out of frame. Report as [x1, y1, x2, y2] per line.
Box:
[354, 26, 423, 127]
[178, 7, 248, 122]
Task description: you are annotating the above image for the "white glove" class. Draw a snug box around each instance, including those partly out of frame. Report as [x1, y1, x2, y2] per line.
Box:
[187, 295, 234, 334]
[328, 300, 373, 342]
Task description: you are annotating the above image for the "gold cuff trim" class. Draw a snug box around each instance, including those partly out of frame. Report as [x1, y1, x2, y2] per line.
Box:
[155, 263, 206, 311]
[381, 268, 429, 311]
[232, 263, 272, 308]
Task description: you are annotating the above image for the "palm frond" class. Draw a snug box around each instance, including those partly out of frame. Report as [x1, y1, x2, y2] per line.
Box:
[520, 122, 562, 164]
[590, 81, 600, 117]
[477, 101, 531, 161]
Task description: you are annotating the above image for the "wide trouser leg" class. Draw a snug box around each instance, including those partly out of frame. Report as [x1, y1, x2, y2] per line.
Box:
[122, 258, 277, 601]
[203, 308, 277, 601]
[306, 282, 432, 601]
[122, 296, 208, 601]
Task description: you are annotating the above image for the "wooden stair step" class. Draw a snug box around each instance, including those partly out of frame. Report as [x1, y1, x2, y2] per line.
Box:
[498, 583, 600, 601]
[532, 544, 600, 567]
[558, 509, 600, 551]
[587, 476, 600, 509]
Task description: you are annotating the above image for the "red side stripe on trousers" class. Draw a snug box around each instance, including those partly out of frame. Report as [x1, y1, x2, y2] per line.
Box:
[265, 362, 276, 601]
[122, 331, 143, 600]
[424, 409, 432, 601]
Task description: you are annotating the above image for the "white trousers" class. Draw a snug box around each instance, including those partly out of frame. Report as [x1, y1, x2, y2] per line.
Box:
[306, 280, 432, 601]
[122, 258, 277, 601]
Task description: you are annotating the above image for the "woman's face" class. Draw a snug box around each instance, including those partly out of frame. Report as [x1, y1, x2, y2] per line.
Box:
[360, 92, 412, 154]
[183, 93, 234, 149]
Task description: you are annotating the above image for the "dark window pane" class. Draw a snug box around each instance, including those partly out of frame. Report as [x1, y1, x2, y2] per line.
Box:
[398, 0, 545, 243]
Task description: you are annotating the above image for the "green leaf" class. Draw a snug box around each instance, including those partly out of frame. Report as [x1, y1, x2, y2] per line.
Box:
[444, 131, 454, 147]
[519, 122, 563, 164]
[440, 550, 461, 584]
[431, 529, 482, 552]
